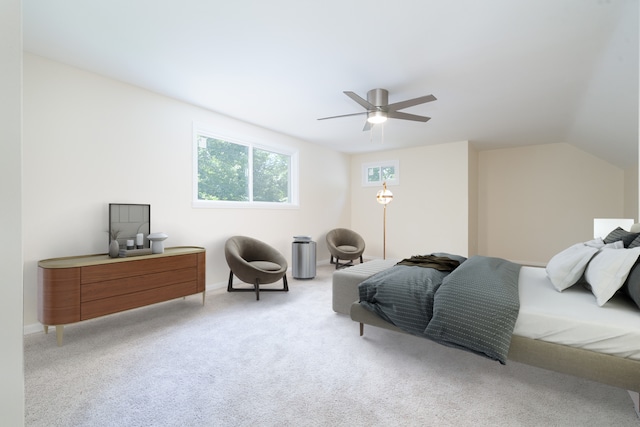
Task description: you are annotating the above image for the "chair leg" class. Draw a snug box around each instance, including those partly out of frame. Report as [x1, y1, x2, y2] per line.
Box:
[228, 270, 255, 296]
[330, 255, 335, 265]
[228, 273, 287, 300]
[227, 270, 234, 292]
[335, 258, 354, 269]
[360, 255, 364, 264]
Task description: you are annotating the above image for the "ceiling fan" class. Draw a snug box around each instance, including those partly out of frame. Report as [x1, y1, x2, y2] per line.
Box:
[318, 88, 436, 131]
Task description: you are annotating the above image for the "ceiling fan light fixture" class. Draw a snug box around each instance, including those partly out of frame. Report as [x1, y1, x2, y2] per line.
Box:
[367, 111, 387, 124]
[317, 88, 435, 130]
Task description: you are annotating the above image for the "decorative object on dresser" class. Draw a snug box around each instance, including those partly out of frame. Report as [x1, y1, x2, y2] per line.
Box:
[118, 248, 153, 258]
[108, 228, 120, 258]
[38, 246, 206, 346]
[109, 203, 151, 252]
[147, 232, 169, 254]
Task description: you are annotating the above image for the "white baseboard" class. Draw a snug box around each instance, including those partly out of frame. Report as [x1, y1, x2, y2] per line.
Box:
[24, 322, 44, 335]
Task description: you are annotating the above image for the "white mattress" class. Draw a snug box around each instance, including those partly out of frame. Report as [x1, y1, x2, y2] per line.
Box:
[513, 266, 640, 361]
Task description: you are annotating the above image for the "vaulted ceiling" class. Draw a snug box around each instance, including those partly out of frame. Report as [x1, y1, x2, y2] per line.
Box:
[23, 0, 638, 168]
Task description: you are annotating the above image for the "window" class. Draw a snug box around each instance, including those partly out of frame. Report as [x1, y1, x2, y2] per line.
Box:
[193, 126, 298, 208]
[362, 160, 399, 186]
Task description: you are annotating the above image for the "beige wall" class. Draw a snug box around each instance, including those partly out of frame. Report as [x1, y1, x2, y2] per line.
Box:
[0, 0, 25, 424]
[467, 144, 479, 256]
[478, 143, 627, 265]
[22, 54, 637, 334]
[624, 166, 639, 220]
[22, 54, 351, 329]
[350, 141, 472, 260]
[349, 141, 630, 267]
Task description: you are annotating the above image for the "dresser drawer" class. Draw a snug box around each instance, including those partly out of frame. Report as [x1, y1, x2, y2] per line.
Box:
[81, 254, 197, 284]
[81, 280, 197, 320]
[81, 267, 197, 302]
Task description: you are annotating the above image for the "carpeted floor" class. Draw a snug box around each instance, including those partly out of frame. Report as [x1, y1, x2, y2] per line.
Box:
[24, 263, 639, 426]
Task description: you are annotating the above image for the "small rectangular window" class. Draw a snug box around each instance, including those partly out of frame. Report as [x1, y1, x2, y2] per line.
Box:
[362, 160, 399, 186]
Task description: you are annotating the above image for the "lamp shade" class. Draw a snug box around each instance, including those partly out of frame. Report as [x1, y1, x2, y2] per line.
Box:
[376, 182, 393, 205]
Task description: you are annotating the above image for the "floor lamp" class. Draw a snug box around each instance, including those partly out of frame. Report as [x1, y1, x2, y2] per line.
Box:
[376, 182, 393, 259]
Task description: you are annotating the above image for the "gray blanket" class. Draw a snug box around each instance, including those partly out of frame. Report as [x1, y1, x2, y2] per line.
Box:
[358, 255, 521, 364]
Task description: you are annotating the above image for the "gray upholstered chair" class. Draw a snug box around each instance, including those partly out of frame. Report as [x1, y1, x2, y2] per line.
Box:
[326, 228, 365, 269]
[224, 236, 288, 300]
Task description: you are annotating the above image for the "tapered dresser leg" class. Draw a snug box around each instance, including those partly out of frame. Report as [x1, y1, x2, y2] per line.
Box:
[55, 325, 64, 346]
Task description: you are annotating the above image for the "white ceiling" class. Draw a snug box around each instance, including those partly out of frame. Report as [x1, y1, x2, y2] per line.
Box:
[22, 0, 639, 168]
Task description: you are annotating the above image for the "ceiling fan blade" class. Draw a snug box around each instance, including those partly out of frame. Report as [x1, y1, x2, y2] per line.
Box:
[386, 111, 431, 122]
[362, 120, 373, 131]
[317, 111, 367, 120]
[344, 91, 376, 110]
[387, 94, 437, 111]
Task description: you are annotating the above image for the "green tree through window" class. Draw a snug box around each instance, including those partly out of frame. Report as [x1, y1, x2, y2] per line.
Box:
[198, 138, 249, 201]
[196, 133, 294, 205]
[253, 148, 289, 202]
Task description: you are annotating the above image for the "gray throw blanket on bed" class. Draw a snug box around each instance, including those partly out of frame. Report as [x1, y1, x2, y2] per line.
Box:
[358, 255, 522, 364]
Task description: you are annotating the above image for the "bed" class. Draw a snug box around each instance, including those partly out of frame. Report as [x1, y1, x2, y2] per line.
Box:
[337, 234, 640, 414]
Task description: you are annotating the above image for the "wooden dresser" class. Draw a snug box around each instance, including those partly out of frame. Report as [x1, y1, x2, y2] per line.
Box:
[38, 246, 206, 345]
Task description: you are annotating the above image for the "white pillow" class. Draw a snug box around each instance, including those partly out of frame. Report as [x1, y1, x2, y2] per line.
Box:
[546, 243, 599, 291]
[585, 247, 640, 306]
[584, 238, 605, 248]
[583, 238, 623, 249]
[604, 240, 624, 249]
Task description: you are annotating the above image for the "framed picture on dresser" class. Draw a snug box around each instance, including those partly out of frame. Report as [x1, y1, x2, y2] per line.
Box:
[108, 203, 151, 249]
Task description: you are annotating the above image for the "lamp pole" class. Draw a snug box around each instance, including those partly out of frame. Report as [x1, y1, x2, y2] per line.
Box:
[376, 182, 393, 260]
[383, 203, 388, 259]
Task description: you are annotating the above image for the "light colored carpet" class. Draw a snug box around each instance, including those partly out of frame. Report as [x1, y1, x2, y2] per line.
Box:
[25, 263, 639, 426]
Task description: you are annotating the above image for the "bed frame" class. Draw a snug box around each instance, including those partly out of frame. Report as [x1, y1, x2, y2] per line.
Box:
[334, 259, 640, 415]
[350, 302, 640, 415]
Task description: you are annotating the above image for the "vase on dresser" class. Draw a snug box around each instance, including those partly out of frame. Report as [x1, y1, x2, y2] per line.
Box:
[109, 239, 119, 258]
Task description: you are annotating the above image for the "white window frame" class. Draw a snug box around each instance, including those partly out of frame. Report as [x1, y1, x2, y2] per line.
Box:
[193, 123, 299, 209]
[361, 160, 400, 187]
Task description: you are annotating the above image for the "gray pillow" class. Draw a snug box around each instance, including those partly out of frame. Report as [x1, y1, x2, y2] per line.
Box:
[628, 235, 640, 249]
[621, 262, 640, 310]
[603, 227, 639, 248]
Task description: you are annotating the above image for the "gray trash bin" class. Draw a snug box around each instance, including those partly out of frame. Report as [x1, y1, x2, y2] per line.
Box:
[292, 236, 316, 279]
